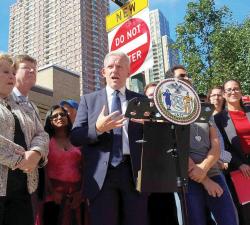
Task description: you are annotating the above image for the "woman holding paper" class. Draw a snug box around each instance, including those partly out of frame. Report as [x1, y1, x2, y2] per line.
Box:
[214, 79, 250, 225]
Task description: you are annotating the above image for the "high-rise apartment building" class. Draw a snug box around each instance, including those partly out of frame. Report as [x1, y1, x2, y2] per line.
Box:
[162, 35, 179, 74]
[9, 0, 109, 94]
[145, 9, 179, 84]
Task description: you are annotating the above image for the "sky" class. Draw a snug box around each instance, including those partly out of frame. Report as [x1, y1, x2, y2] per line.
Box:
[0, 0, 249, 52]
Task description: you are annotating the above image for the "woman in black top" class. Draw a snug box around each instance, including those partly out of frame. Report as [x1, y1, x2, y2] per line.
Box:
[0, 54, 49, 225]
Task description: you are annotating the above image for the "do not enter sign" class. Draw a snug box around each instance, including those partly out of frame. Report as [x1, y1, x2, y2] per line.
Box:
[108, 9, 153, 76]
[111, 18, 150, 75]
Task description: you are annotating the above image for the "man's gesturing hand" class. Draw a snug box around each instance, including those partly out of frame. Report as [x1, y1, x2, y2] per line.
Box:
[96, 105, 126, 133]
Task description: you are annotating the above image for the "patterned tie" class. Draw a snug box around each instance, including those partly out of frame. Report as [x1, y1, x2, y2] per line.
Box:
[110, 90, 123, 167]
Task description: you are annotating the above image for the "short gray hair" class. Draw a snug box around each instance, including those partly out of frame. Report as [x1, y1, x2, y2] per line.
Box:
[103, 51, 130, 67]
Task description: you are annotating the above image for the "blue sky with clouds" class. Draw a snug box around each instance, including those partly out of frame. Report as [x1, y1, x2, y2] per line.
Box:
[1, 0, 249, 52]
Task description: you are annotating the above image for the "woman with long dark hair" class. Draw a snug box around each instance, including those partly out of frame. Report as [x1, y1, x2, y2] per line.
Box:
[41, 105, 84, 225]
[214, 79, 250, 225]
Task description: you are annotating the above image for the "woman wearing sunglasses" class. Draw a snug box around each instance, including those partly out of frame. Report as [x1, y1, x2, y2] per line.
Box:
[40, 105, 85, 225]
[214, 79, 250, 225]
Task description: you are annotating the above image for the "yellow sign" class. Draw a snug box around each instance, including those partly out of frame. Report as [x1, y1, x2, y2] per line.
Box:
[106, 0, 148, 32]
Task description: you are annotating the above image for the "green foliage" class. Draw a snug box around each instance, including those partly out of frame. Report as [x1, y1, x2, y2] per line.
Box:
[174, 0, 250, 94]
[212, 19, 250, 94]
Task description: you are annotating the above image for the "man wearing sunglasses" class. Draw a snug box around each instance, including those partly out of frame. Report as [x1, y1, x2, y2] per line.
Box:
[166, 65, 220, 225]
[166, 64, 189, 81]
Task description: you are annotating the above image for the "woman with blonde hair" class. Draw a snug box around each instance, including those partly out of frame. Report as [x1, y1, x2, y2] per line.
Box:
[0, 53, 48, 225]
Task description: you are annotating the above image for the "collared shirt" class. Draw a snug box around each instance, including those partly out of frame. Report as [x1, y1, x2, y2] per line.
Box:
[12, 87, 41, 121]
[13, 87, 28, 102]
[106, 86, 130, 155]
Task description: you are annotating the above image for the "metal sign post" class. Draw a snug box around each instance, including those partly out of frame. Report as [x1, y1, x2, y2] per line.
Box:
[111, 0, 129, 7]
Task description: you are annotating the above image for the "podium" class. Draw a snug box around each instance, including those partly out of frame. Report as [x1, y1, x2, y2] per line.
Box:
[138, 121, 189, 193]
[125, 96, 190, 190]
[128, 101, 214, 193]
[125, 96, 190, 225]
[125, 78, 214, 225]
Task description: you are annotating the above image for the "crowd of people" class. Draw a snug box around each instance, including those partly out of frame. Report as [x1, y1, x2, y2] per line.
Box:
[0, 52, 250, 225]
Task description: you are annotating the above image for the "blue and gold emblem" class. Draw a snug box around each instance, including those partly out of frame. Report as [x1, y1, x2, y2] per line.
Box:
[154, 78, 201, 125]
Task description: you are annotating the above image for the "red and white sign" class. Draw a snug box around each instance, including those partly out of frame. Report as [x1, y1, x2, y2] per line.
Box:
[108, 9, 153, 77]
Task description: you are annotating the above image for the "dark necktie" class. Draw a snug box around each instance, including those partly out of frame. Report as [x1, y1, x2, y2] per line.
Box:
[110, 90, 123, 167]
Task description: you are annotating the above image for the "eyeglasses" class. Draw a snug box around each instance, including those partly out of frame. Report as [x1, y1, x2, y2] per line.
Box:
[50, 112, 67, 120]
[224, 88, 241, 94]
[210, 94, 222, 98]
[19, 66, 37, 72]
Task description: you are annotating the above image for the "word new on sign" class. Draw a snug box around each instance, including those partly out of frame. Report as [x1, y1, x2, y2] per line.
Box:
[115, 2, 135, 22]
[106, 0, 148, 32]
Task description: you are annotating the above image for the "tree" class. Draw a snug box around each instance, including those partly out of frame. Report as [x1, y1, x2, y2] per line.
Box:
[174, 0, 231, 93]
[212, 18, 250, 94]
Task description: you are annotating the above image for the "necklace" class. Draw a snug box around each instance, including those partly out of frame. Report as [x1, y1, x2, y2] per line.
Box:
[194, 124, 202, 142]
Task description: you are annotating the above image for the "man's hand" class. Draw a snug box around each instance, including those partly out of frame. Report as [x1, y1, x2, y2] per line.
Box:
[96, 105, 126, 133]
[239, 164, 250, 178]
[14, 150, 41, 173]
[189, 163, 207, 183]
[202, 177, 223, 197]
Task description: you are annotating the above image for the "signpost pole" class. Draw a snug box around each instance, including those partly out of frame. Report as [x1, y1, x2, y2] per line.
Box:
[111, 0, 129, 7]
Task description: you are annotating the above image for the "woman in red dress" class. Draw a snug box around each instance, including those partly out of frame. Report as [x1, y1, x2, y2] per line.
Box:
[42, 105, 85, 225]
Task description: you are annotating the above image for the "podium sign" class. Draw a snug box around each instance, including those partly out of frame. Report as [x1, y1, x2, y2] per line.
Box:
[137, 122, 190, 193]
[154, 78, 201, 125]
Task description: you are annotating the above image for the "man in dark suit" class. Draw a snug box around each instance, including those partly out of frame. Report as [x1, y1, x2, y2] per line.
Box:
[70, 51, 148, 225]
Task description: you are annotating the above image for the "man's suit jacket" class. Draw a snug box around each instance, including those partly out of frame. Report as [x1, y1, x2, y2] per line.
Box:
[214, 105, 250, 171]
[70, 88, 144, 199]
